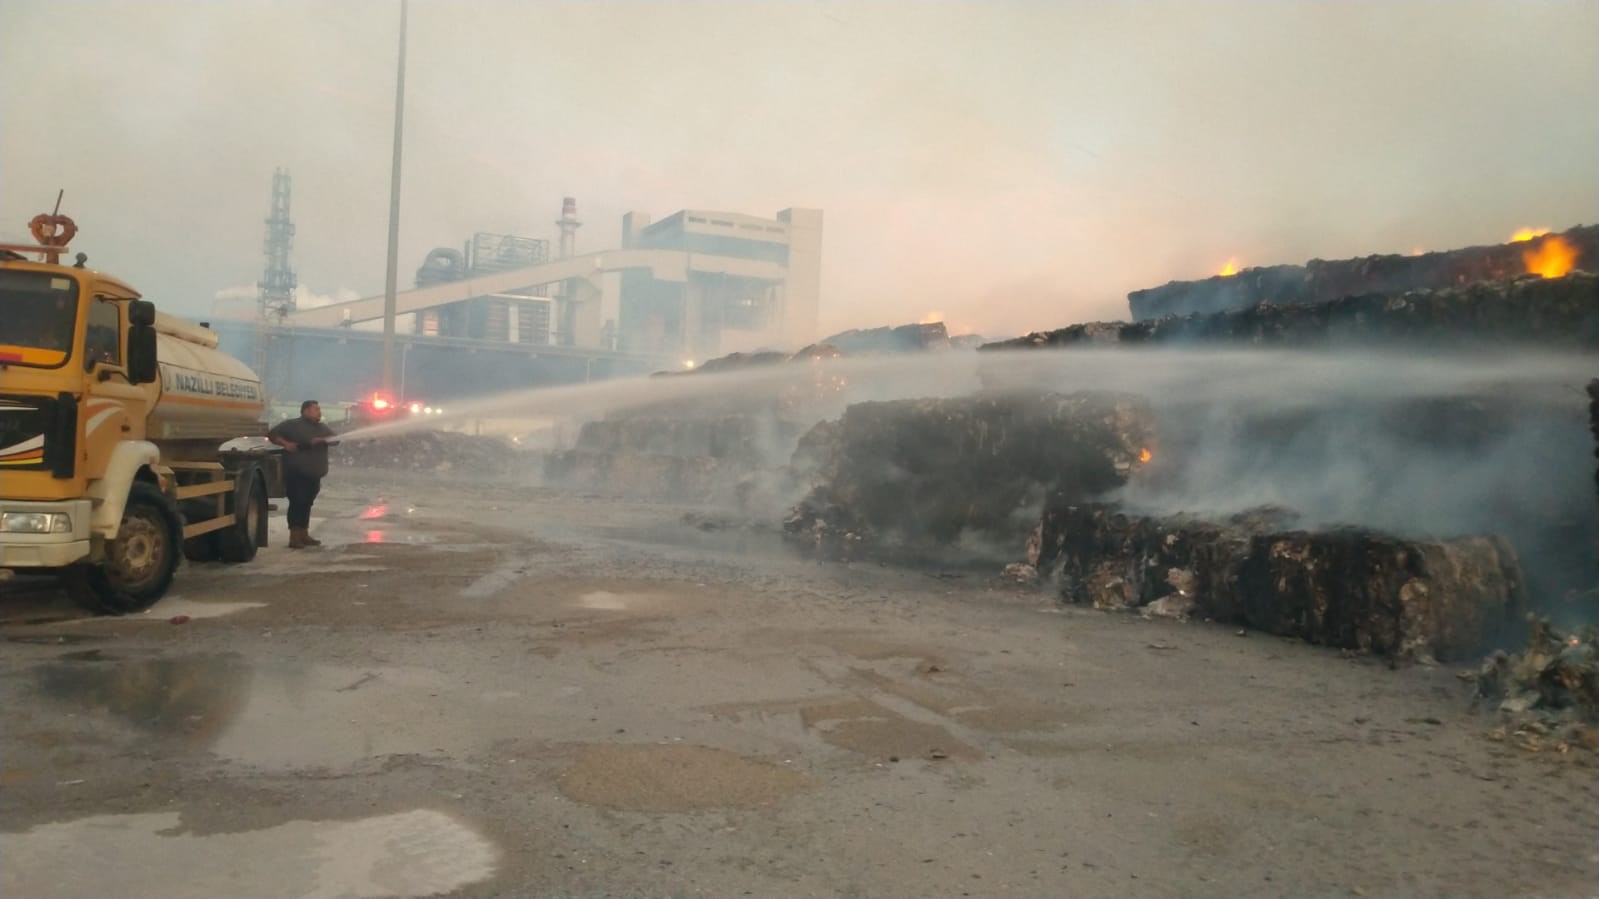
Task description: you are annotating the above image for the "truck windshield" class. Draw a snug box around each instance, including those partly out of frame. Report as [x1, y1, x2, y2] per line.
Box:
[0, 269, 79, 368]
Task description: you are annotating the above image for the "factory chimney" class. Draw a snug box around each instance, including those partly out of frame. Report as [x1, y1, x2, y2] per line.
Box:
[556, 196, 581, 259]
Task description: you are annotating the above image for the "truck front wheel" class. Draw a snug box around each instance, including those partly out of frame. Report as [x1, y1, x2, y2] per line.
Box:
[64, 482, 182, 615]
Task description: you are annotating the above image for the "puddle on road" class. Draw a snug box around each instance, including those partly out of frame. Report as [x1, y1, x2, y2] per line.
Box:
[0, 809, 498, 898]
[576, 590, 661, 611]
[558, 743, 812, 811]
[27, 653, 472, 769]
[139, 596, 266, 620]
[358, 529, 439, 545]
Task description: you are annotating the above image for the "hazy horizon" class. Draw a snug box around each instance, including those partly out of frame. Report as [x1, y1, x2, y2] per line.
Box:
[3, 0, 1596, 340]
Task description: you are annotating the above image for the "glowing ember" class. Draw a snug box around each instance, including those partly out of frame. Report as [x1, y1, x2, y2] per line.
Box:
[1523, 236, 1577, 278]
[1509, 227, 1551, 243]
[1138, 448, 1153, 464]
[1217, 259, 1240, 277]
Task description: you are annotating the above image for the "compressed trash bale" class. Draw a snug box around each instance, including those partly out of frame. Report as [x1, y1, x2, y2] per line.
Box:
[1035, 500, 1525, 663]
[1235, 530, 1525, 662]
[786, 392, 1153, 547]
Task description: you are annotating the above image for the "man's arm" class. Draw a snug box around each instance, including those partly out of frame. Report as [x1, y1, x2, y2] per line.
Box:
[266, 423, 298, 452]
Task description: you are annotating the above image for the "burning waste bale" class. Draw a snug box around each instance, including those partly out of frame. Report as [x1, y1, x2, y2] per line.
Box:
[783, 392, 1154, 559]
[1471, 617, 1599, 756]
[985, 270, 1599, 352]
[1032, 501, 1527, 664]
[337, 430, 528, 477]
[1126, 224, 1598, 321]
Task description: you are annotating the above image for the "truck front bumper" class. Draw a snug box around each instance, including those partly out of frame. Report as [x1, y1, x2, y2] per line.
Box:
[0, 499, 94, 569]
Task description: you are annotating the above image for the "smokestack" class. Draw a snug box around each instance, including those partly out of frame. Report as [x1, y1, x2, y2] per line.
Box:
[556, 196, 582, 259]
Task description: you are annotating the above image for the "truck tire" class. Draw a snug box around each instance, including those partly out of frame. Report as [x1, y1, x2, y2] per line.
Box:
[64, 481, 182, 615]
[218, 476, 266, 563]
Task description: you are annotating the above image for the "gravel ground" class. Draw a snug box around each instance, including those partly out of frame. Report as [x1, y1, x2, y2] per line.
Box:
[1, 467, 1595, 897]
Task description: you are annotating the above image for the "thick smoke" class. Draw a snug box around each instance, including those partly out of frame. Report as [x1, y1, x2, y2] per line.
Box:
[341, 346, 1595, 601]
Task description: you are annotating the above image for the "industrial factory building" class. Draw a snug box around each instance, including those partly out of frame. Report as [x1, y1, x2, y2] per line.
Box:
[282, 197, 822, 361]
[617, 207, 822, 358]
[221, 176, 822, 402]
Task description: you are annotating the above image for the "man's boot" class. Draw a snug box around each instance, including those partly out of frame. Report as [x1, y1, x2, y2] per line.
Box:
[302, 530, 323, 547]
[288, 527, 308, 549]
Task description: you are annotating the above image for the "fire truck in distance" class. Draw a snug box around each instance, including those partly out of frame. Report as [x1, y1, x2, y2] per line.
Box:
[347, 392, 446, 428]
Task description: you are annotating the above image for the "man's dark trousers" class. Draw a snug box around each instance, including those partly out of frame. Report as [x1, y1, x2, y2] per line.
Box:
[285, 471, 321, 529]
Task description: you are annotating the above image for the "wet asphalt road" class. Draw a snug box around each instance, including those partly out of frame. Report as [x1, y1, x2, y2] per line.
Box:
[2, 469, 1596, 898]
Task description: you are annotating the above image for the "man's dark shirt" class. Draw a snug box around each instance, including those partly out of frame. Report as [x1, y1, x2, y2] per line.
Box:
[268, 416, 335, 478]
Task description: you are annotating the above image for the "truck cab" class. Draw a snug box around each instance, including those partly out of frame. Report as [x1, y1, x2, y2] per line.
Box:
[2, 217, 279, 613]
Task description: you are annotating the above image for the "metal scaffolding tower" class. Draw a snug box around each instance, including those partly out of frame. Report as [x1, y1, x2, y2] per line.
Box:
[258, 167, 297, 321]
[255, 168, 297, 404]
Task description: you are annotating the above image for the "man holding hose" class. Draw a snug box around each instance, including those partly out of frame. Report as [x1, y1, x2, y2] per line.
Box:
[267, 399, 336, 549]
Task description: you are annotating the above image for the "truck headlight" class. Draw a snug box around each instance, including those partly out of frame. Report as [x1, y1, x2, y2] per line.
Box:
[0, 512, 72, 534]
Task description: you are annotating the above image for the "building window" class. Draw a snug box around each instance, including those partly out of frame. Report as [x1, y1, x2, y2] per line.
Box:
[84, 297, 121, 370]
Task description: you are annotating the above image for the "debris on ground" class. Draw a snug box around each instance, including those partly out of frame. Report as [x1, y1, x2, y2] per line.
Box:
[1034, 501, 1526, 663]
[1471, 616, 1599, 756]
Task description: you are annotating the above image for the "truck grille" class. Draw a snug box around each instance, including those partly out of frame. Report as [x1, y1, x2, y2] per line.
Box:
[0, 393, 74, 478]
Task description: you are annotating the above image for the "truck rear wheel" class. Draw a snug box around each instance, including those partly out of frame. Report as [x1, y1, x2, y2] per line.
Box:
[64, 482, 182, 615]
[217, 476, 266, 563]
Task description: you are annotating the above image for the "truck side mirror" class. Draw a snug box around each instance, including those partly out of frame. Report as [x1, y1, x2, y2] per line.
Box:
[127, 324, 158, 384]
[128, 299, 156, 327]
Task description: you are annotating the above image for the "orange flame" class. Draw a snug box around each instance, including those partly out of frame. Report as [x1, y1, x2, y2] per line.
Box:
[1138, 448, 1153, 464]
[1509, 227, 1551, 243]
[1524, 236, 1577, 278]
[919, 311, 945, 325]
[1218, 259, 1240, 277]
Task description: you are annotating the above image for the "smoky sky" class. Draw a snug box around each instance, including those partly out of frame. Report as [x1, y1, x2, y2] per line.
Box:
[2, 0, 1595, 340]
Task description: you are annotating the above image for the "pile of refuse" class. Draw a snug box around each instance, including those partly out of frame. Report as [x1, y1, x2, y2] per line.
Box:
[1472, 617, 1599, 756]
[986, 270, 1599, 352]
[1126, 224, 1598, 320]
[337, 430, 528, 476]
[783, 391, 1153, 556]
[1032, 501, 1526, 663]
[544, 409, 805, 503]
[550, 322, 971, 502]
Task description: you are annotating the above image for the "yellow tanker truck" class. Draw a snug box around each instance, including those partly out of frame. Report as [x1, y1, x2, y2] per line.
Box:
[1, 214, 280, 613]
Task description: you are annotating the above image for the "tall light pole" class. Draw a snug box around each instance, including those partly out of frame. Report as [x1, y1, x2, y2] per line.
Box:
[380, 0, 408, 397]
